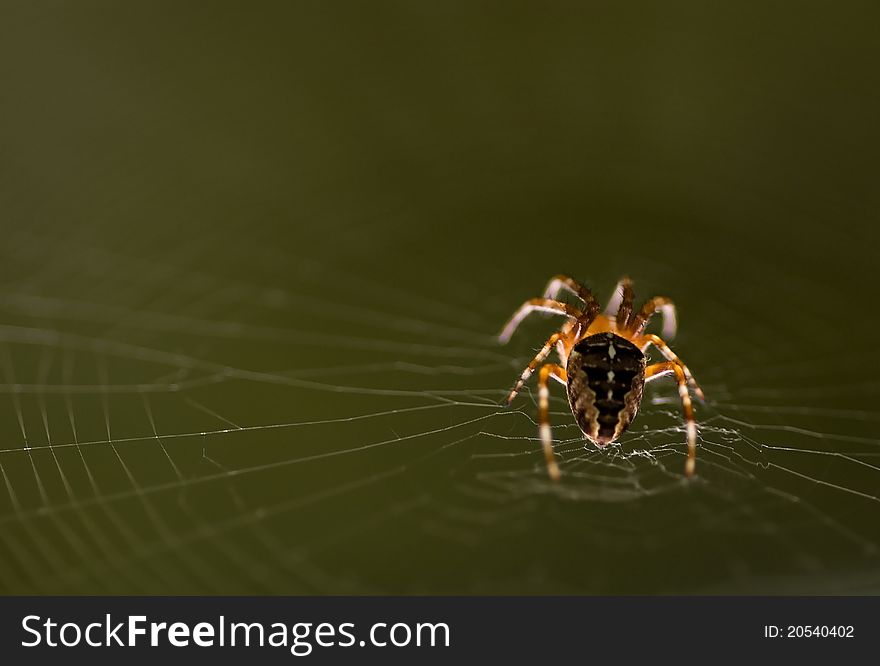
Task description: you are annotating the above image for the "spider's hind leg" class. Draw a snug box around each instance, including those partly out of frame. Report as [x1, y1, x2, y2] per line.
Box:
[537, 364, 567, 481]
[638, 333, 704, 402]
[646, 361, 697, 477]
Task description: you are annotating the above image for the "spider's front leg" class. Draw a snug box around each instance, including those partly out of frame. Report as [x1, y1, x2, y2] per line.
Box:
[537, 363, 567, 481]
[604, 276, 634, 321]
[498, 298, 584, 344]
[613, 277, 636, 330]
[542, 275, 600, 314]
[630, 296, 678, 339]
[646, 361, 697, 477]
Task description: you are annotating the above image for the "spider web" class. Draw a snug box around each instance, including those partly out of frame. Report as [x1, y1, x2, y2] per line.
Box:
[0, 225, 878, 596]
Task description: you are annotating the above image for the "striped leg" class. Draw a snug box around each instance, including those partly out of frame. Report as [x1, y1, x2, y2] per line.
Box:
[646, 361, 697, 477]
[498, 298, 585, 344]
[542, 275, 600, 314]
[554, 319, 577, 367]
[538, 364, 568, 481]
[615, 277, 636, 330]
[504, 332, 564, 405]
[604, 276, 635, 328]
[638, 333, 704, 401]
[631, 296, 678, 339]
[645, 363, 674, 382]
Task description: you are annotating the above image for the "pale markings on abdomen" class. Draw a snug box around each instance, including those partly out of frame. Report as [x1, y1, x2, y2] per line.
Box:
[565, 332, 646, 445]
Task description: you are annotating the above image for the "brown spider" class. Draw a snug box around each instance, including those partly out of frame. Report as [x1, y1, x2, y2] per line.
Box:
[499, 275, 704, 481]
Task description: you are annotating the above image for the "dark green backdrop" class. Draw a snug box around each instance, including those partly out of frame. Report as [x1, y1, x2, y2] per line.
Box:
[0, 1, 878, 594]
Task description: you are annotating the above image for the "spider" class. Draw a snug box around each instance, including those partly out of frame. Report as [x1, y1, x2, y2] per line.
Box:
[499, 275, 704, 481]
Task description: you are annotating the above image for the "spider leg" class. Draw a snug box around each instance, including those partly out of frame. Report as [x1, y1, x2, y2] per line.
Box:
[645, 361, 697, 477]
[542, 275, 600, 313]
[605, 275, 635, 330]
[504, 324, 576, 405]
[538, 363, 568, 481]
[615, 277, 636, 331]
[605, 277, 626, 315]
[553, 319, 580, 367]
[630, 296, 677, 339]
[638, 333, 704, 401]
[644, 365, 674, 382]
[498, 298, 585, 344]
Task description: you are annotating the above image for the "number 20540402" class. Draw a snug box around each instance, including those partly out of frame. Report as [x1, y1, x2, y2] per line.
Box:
[764, 625, 854, 638]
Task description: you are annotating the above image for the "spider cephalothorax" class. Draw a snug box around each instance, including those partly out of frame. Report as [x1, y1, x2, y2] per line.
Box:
[499, 275, 704, 481]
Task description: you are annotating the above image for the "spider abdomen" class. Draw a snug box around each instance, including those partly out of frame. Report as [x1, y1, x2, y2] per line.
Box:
[565, 332, 646, 446]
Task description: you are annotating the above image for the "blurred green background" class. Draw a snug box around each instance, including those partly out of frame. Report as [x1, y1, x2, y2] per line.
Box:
[0, 1, 878, 594]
